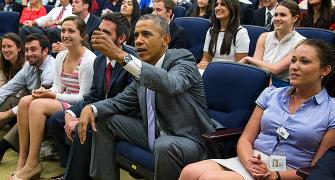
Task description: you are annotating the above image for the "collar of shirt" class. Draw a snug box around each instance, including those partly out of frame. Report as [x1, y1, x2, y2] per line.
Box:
[273, 29, 297, 44]
[84, 13, 90, 24]
[37, 55, 53, 72]
[62, 3, 72, 10]
[154, 53, 166, 68]
[106, 57, 116, 68]
[282, 87, 328, 105]
[266, 3, 277, 16]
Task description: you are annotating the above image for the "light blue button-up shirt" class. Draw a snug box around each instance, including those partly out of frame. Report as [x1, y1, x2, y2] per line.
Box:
[253, 86, 335, 169]
[0, 55, 55, 114]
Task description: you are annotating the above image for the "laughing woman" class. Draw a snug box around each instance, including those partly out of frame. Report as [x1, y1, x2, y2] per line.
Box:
[240, 0, 305, 87]
[13, 16, 96, 179]
[180, 39, 335, 180]
[197, 0, 250, 69]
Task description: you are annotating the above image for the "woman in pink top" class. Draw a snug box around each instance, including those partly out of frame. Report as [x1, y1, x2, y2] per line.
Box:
[19, 0, 46, 25]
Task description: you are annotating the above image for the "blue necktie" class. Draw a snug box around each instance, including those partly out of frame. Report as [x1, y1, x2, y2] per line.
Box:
[146, 88, 155, 151]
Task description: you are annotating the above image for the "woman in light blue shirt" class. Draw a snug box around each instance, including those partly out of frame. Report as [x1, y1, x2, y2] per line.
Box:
[179, 39, 335, 180]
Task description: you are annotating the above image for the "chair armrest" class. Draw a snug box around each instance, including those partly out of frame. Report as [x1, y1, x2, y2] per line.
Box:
[296, 166, 315, 179]
[202, 128, 243, 143]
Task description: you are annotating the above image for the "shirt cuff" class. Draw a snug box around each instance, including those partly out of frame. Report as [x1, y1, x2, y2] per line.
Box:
[12, 106, 18, 115]
[123, 55, 142, 79]
[65, 110, 76, 118]
[90, 104, 98, 118]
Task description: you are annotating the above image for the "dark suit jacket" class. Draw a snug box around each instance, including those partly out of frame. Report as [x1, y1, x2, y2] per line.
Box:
[93, 49, 215, 147]
[0, 1, 23, 16]
[86, 13, 101, 40]
[169, 20, 189, 49]
[68, 45, 136, 116]
[251, 7, 274, 30]
[240, 2, 254, 25]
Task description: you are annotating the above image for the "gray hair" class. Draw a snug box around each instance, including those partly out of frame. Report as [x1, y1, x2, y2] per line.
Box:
[138, 14, 170, 35]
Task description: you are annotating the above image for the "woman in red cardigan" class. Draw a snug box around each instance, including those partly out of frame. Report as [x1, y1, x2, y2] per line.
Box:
[20, 0, 46, 25]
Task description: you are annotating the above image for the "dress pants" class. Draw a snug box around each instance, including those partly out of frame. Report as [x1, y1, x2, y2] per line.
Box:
[308, 147, 335, 180]
[46, 110, 70, 168]
[89, 114, 206, 180]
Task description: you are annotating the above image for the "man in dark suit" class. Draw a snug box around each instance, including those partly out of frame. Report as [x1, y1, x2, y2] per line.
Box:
[77, 14, 215, 180]
[0, 0, 23, 16]
[152, 0, 189, 49]
[46, 13, 135, 177]
[251, 0, 277, 30]
[51, 0, 101, 54]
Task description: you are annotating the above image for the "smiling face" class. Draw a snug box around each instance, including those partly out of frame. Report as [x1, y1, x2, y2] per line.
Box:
[1, 38, 20, 65]
[61, 20, 83, 48]
[273, 5, 297, 32]
[214, 0, 230, 21]
[289, 44, 329, 88]
[134, 19, 169, 65]
[121, 0, 134, 17]
[24, 40, 46, 67]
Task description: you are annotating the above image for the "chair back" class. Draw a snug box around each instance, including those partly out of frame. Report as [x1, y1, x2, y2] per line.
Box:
[44, 5, 54, 13]
[174, 17, 211, 62]
[0, 11, 20, 37]
[173, 5, 186, 18]
[295, 27, 335, 45]
[243, 25, 268, 56]
[203, 62, 270, 128]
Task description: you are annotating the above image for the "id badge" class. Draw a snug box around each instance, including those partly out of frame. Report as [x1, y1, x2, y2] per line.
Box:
[269, 154, 286, 171]
[276, 126, 289, 139]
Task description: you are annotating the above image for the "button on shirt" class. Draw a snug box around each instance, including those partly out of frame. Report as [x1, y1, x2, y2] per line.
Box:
[253, 86, 335, 169]
[0, 55, 55, 114]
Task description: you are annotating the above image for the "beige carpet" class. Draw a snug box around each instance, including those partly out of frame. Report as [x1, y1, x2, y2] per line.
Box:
[0, 127, 136, 180]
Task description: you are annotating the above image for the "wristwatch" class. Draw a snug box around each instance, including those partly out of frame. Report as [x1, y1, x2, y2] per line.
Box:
[121, 53, 133, 66]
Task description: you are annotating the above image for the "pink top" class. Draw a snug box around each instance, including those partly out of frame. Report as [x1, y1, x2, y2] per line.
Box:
[59, 62, 81, 109]
[19, 6, 47, 24]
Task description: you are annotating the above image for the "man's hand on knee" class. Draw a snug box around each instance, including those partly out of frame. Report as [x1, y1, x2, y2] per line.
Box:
[78, 105, 96, 144]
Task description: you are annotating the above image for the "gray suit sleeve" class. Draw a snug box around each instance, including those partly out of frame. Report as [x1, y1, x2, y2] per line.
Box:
[92, 80, 139, 121]
[140, 50, 201, 96]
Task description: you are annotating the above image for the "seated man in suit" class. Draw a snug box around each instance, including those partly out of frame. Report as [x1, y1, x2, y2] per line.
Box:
[19, 0, 72, 45]
[251, 0, 277, 30]
[152, 0, 189, 49]
[52, 0, 101, 54]
[46, 12, 136, 178]
[75, 14, 215, 180]
[308, 147, 335, 180]
[0, 0, 23, 16]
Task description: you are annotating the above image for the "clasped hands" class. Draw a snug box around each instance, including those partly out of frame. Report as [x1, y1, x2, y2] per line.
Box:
[32, 87, 56, 99]
[246, 154, 273, 180]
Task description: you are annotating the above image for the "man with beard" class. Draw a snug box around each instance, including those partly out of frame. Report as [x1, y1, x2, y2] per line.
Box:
[0, 33, 55, 162]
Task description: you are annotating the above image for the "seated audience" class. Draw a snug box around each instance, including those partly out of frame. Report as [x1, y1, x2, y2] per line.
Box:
[251, 0, 278, 30]
[0, 0, 23, 16]
[300, 0, 335, 30]
[0, 33, 55, 162]
[19, 0, 47, 26]
[19, 0, 72, 44]
[47, 13, 137, 179]
[197, 0, 250, 69]
[120, 0, 140, 47]
[241, 0, 305, 87]
[13, 16, 96, 179]
[103, 0, 122, 13]
[180, 39, 335, 180]
[75, 14, 215, 180]
[153, 0, 189, 49]
[52, 0, 100, 55]
[189, 0, 212, 19]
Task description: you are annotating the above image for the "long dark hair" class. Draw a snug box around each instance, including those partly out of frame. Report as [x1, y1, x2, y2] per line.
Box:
[208, 0, 240, 56]
[301, 0, 333, 29]
[191, 0, 213, 19]
[296, 39, 335, 97]
[126, 0, 140, 46]
[0, 33, 25, 82]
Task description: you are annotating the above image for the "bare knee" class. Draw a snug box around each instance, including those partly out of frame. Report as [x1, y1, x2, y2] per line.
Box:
[179, 163, 203, 180]
[199, 172, 219, 180]
[18, 95, 33, 110]
[29, 99, 47, 115]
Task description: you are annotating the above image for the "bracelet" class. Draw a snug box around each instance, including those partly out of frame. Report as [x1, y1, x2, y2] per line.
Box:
[275, 171, 281, 180]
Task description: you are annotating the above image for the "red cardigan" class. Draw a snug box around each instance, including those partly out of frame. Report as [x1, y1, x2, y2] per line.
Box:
[19, 6, 47, 25]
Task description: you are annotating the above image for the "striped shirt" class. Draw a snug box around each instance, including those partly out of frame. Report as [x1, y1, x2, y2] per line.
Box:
[60, 62, 81, 109]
